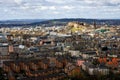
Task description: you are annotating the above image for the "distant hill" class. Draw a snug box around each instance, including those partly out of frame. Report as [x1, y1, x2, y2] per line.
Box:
[0, 19, 47, 24]
[0, 18, 120, 27]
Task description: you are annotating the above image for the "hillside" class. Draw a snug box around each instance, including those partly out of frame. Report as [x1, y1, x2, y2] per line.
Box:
[0, 18, 120, 27]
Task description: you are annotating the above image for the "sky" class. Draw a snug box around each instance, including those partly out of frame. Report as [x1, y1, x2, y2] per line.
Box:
[0, 0, 120, 20]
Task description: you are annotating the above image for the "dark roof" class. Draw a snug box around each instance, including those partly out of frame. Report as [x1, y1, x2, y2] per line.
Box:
[3, 61, 14, 66]
[22, 73, 67, 80]
[82, 51, 97, 55]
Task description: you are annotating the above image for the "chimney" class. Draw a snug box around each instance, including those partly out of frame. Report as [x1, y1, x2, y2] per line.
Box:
[51, 40, 55, 45]
[40, 40, 44, 45]
[9, 45, 14, 53]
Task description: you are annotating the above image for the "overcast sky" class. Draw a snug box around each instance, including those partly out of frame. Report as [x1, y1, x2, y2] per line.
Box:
[0, 0, 120, 20]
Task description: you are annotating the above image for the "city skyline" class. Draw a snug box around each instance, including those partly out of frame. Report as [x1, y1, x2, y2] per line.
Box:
[0, 0, 120, 20]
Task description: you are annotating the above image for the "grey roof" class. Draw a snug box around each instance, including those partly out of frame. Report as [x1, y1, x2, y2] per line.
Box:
[83, 62, 96, 68]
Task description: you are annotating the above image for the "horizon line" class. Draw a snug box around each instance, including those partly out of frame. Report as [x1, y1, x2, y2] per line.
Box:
[0, 18, 120, 21]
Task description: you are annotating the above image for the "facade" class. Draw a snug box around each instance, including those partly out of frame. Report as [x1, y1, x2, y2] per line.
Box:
[0, 44, 9, 55]
[81, 51, 97, 59]
[82, 62, 109, 75]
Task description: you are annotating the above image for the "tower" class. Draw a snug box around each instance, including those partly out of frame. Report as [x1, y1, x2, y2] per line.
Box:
[93, 21, 97, 29]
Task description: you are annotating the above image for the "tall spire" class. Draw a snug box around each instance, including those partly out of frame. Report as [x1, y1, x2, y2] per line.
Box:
[94, 21, 97, 29]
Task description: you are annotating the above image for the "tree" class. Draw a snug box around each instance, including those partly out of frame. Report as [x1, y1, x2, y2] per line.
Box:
[0, 68, 5, 80]
[92, 59, 100, 65]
